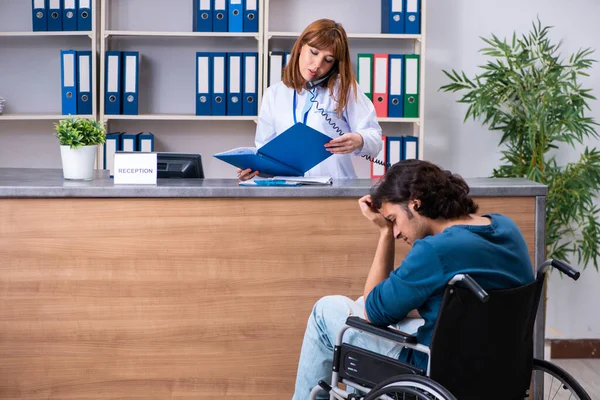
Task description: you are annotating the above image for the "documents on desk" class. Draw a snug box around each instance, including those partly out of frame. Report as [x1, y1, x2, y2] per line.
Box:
[239, 176, 333, 186]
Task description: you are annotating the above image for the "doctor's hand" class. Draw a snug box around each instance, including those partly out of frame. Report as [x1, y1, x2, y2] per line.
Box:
[237, 168, 259, 181]
[359, 195, 392, 232]
[325, 133, 364, 154]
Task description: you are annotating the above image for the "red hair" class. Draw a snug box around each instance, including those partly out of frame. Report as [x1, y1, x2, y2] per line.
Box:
[282, 19, 357, 116]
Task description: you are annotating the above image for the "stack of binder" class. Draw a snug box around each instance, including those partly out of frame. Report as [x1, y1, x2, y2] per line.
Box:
[196, 52, 258, 116]
[104, 132, 155, 177]
[386, 136, 419, 164]
[381, 0, 421, 34]
[370, 136, 420, 178]
[104, 51, 140, 115]
[32, 0, 92, 32]
[193, 0, 258, 33]
[357, 53, 420, 118]
[60, 49, 92, 115]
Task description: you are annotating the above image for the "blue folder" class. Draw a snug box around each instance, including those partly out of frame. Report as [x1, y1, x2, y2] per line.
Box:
[243, 0, 258, 32]
[121, 51, 139, 115]
[60, 49, 77, 115]
[196, 52, 212, 115]
[242, 52, 258, 116]
[213, 123, 333, 176]
[47, 0, 63, 31]
[76, 50, 92, 115]
[405, 0, 421, 34]
[105, 51, 122, 115]
[213, 0, 228, 32]
[228, 0, 243, 32]
[388, 54, 404, 118]
[402, 136, 419, 160]
[120, 133, 138, 152]
[193, 0, 212, 32]
[104, 132, 122, 177]
[227, 52, 243, 115]
[137, 132, 155, 152]
[63, 0, 77, 31]
[77, 0, 92, 31]
[381, 0, 404, 34]
[32, 0, 48, 31]
[211, 52, 227, 116]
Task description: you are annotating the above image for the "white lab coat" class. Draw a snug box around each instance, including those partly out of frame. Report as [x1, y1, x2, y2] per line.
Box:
[255, 80, 383, 179]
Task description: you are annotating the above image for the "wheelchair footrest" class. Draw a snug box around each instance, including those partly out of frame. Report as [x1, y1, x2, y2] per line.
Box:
[335, 343, 425, 389]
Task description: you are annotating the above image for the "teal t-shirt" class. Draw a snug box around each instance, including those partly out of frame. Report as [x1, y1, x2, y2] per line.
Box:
[365, 214, 535, 369]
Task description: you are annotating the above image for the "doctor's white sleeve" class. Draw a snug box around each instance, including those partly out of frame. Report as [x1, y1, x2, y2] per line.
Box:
[254, 86, 278, 148]
[345, 87, 383, 158]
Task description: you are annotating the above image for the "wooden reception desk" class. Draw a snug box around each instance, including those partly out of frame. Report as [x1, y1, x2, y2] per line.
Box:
[0, 169, 547, 399]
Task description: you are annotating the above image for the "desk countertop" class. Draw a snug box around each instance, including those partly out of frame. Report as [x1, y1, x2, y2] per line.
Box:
[0, 168, 547, 198]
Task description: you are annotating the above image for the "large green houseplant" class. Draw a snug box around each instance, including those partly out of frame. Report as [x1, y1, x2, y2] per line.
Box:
[55, 117, 106, 181]
[440, 20, 600, 270]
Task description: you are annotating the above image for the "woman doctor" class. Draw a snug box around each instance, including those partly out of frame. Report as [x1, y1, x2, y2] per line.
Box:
[238, 18, 383, 181]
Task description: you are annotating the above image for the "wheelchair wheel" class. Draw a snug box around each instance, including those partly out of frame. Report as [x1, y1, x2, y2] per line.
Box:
[533, 358, 591, 400]
[364, 375, 457, 400]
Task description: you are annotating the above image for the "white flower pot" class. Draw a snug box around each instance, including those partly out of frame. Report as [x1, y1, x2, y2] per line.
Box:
[60, 145, 97, 180]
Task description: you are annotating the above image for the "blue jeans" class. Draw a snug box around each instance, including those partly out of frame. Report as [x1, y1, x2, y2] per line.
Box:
[292, 295, 425, 400]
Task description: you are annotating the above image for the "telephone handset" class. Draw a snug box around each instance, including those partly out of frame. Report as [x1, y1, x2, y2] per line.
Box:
[306, 65, 338, 90]
[305, 65, 390, 169]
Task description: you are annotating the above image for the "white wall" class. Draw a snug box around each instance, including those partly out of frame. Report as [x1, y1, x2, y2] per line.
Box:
[1, 0, 599, 338]
[425, 0, 600, 339]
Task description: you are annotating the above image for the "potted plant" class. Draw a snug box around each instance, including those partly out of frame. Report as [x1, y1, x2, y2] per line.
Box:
[54, 117, 106, 181]
[440, 20, 600, 270]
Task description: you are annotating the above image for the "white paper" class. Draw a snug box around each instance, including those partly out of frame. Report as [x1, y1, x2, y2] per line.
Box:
[229, 56, 240, 93]
[244, 55, 256, 93]
[125, 55, 137, 92]
[358, 57, 372, 94]
[405, 58, 418, 94]
[63, 53, 75, 87]
[107, 55, 119, 93]
[389, 58, 402, 95]
[197, 56, 209, 93]
[213, 56, 225, 93]
[78, 54, 90, 92]
[374, 57, 388, 94]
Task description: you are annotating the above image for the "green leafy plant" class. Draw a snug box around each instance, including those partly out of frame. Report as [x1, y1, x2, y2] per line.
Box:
[54, 117, 106, 149]
[440, 19, 600, 270]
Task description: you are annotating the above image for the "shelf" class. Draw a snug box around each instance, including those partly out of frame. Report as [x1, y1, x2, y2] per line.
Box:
[0, 31, 92, 37]
[267, 31, 422, 40]
[378, 117, 420, 123]
[0, 114, 93, 121]
[104, 30, 260, 39]
[103, 114, 258, 121]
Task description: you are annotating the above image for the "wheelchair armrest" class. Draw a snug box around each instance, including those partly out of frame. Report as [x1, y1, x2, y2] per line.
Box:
[345, 316, 418, 344]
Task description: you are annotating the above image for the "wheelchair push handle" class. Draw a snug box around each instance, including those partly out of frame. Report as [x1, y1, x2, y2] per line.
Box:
[550, 259, 580, 280]
[449, 274, 489, 303]
[462, 275, 490, 303]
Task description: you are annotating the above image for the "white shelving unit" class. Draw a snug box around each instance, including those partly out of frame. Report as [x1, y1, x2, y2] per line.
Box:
[268, 31, 422, 40]
[262, 0, 427, 160]
[98, 0, 264, 120]
[0, 0, 426, 172]
[97, 0, 265, 167]
[104, 30, 259, 39]
[0, 31, 92, 37]
[0, 19, 98, 122]
[104, 114, 257, 121]
[0, 114, 93, 121]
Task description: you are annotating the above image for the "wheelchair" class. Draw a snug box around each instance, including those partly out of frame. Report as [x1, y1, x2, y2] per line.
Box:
[310, 259, 592, 400]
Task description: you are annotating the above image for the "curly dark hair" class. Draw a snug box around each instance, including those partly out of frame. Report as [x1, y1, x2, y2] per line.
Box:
[370, 160, 478, 220]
